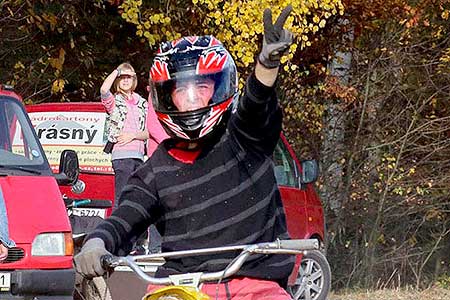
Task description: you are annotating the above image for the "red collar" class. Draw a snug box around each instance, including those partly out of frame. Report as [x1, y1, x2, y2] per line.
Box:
[168, 144, 201, 164]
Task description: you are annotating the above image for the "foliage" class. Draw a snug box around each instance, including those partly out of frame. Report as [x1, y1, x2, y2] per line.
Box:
[0, 0, 152, 103]
[119, 0, 344, 85]
[437, 274, 450, 290]
[327, 0, 450, 290]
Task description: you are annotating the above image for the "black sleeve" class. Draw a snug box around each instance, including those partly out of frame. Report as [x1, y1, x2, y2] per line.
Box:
[85, 166, 160, 254]
[229, 72, 282, 156]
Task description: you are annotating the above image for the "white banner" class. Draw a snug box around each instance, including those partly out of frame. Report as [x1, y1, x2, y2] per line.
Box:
[28, 111, 113, 173]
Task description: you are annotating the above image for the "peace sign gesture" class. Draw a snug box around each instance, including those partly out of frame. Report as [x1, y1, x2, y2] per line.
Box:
[258, 5, 293, 69]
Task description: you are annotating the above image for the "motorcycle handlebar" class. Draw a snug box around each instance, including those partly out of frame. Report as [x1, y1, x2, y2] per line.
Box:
[101, 239, 319, 285]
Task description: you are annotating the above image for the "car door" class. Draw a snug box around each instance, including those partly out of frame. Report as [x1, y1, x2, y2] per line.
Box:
[272, 136, 308, 239]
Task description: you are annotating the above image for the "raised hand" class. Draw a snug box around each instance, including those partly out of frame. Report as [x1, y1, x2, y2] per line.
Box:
[258, 5, 294, 69]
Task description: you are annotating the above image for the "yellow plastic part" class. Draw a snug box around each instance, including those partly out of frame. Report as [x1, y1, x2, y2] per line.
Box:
[143, 286, 210, 300]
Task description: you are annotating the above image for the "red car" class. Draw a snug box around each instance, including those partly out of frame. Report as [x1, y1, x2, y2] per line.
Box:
[27, 101, 331, 300]
[0, 85, 79, 299]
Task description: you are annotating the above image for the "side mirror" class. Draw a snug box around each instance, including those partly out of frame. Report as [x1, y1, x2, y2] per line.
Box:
[54, 150, 79, 186]
[300, 159, 319, 185]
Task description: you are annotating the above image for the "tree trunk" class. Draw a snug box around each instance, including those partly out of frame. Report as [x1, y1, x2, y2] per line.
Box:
[320, 19, 353, 215]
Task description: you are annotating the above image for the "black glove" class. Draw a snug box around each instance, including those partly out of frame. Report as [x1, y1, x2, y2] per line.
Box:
[258, 5, 294, 69]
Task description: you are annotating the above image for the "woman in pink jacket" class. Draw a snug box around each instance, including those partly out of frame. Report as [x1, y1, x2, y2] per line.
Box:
[100, 62, 167, 253]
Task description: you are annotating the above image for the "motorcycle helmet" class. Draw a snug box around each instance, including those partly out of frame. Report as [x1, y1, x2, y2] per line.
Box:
[149, 35, 238, 141]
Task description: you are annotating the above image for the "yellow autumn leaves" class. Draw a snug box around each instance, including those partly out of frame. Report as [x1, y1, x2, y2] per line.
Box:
[119, 0, 344, 70]
[49, 48, 66, 94]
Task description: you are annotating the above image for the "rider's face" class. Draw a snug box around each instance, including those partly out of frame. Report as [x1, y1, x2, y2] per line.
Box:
[171, 78, 215, 112]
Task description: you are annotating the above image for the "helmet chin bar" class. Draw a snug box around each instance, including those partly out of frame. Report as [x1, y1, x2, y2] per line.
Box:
[176, 107, 210, 131]
[157, 98, 232, 142]
[165, 107, 212, 140]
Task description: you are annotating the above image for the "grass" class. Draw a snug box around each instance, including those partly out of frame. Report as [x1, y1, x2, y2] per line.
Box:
[328, 286, 450, 300]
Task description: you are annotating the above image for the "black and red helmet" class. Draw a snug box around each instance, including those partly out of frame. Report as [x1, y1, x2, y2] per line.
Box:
[149, 35, 238, 141]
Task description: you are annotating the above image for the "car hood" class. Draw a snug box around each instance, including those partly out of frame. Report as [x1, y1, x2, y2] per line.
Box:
[1, 176, 71, 244]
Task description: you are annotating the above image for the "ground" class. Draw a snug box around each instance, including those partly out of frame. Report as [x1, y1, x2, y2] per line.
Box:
[328, 286, 450, 300]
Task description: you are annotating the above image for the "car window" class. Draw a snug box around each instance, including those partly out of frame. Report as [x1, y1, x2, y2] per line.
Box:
[272, 140, 297, 187]
[0, 98, 45, 166]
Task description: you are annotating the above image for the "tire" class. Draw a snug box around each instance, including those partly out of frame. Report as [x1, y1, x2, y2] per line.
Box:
[74, 275, 112, 300]
[287, 250, 331, 300]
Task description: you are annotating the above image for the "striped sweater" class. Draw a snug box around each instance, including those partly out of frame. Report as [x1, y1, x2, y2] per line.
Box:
[87, 73, 294, 282]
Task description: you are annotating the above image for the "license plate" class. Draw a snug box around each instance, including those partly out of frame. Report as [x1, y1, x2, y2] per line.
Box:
[71, 208, 106, 218]
[0, 272, 10, 291]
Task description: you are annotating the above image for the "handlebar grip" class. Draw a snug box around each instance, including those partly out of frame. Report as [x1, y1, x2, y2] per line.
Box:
[101, 254, 115, 270]
[279, 239, 319, 251]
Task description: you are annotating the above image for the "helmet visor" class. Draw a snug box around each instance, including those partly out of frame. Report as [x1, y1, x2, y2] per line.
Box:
[152, 66, 237, 113]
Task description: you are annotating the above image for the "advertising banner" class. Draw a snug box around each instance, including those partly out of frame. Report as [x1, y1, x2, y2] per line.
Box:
[28, 111, 113, 173]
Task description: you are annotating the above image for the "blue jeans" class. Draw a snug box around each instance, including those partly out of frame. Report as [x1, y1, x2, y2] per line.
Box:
[112, 158, 161, 252]
[112, 158, 143, 210]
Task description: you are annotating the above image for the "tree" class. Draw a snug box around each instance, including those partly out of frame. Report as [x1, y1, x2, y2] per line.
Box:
[327, 0, 450, 288]
[0, 0, 152, 103]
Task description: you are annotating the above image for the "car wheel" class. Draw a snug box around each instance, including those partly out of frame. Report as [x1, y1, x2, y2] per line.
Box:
[287, 250, 331, 300]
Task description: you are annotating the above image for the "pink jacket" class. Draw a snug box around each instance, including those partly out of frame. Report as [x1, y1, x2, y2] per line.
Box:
[146, 102, 169, 157]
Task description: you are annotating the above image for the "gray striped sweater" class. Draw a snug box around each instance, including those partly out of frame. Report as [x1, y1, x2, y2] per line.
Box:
[87, 73, 294, 282]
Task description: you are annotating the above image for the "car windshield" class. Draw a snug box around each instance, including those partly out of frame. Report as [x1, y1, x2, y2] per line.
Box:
[0, 96, 48, 172]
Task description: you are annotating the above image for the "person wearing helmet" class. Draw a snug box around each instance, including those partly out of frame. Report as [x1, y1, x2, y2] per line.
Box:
[148, 35, 240, 143]
[75, 5, 295, 300]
